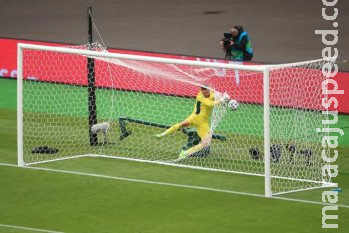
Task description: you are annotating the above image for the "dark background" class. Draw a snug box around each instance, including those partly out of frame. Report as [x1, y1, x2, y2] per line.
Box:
[1, 0, 348, 70]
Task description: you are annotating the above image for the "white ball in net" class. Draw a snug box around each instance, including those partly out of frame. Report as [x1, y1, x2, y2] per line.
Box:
[228, 99, 239, 110]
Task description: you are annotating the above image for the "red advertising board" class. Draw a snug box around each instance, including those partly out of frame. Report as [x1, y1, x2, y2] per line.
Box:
[1, 38, 348, 113]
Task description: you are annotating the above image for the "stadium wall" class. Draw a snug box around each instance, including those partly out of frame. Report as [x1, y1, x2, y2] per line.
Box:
[1, 37, 348, 113]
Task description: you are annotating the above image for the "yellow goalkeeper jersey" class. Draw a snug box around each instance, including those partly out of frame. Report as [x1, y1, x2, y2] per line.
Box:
[190, 91, 218, 123]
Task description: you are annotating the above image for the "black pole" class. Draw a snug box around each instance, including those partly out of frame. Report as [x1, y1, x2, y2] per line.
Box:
[87, 6, 98, 146]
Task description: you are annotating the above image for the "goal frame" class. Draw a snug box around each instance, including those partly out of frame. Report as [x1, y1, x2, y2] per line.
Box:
[17, 43, 335, 197]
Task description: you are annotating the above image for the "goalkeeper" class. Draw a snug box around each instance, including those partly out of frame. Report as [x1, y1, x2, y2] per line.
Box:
[156, 86, 230, 159]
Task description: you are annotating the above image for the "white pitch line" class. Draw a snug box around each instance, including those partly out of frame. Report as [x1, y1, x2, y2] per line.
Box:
[0, 223, 64, 233]
[1, 162, 348, 209]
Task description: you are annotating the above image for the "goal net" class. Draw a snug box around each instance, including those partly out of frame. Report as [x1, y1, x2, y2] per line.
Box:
[17, 43, 336, 196]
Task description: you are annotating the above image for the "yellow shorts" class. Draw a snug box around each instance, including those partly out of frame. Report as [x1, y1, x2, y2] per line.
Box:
[185, 114, 210, 140]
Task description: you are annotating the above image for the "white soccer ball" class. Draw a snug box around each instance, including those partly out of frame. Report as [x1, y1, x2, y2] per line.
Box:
[228, 99, 239, 110]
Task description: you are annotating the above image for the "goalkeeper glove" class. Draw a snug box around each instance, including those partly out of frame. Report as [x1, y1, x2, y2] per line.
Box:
[220, 92, 230, 103]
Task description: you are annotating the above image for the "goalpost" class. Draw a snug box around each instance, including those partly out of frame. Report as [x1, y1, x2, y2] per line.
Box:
[17, 43, 336, 197]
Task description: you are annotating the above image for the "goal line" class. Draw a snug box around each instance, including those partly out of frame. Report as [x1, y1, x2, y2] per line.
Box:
[26, 153, 337, 190]
[0, 162, 345, 208]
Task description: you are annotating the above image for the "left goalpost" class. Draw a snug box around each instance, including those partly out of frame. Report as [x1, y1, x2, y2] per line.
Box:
[17, 42, 336, 197]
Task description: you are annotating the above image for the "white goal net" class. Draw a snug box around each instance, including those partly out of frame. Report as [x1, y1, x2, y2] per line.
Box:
[17, 43, 336, 196]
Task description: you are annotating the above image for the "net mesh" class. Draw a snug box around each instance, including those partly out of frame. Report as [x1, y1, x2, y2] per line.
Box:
[21, 43, 334, 195]
[268, 62, 333, 194]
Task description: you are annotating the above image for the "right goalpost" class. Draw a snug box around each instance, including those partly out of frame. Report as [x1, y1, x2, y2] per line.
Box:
[17, 43, 336, 197]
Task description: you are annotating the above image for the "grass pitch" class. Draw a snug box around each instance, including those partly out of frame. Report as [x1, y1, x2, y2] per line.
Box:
[0, 78, 349, 232]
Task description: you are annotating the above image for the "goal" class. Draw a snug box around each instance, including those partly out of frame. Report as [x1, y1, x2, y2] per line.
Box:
[17, 43, 336, 197]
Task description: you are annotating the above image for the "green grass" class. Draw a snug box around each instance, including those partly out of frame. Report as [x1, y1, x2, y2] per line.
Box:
[22, 80, 330, 140]
[2, 165, 348, 233]
[20, 80, 349, 189]
[1, 78, 349, 232]
[1, 165, 349, 233]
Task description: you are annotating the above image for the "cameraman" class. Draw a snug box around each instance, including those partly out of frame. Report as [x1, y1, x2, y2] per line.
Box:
[220, 25, 253, 61]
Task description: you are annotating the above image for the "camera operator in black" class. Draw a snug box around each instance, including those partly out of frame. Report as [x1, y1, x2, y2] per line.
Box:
[220, 25, 253, 61]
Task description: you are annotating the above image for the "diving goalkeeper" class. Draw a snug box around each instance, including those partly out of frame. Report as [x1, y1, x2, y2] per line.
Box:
[156, 86, 230, 159]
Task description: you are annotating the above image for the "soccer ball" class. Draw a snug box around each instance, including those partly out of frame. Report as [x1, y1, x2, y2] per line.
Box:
[228, 99, 239, 110]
